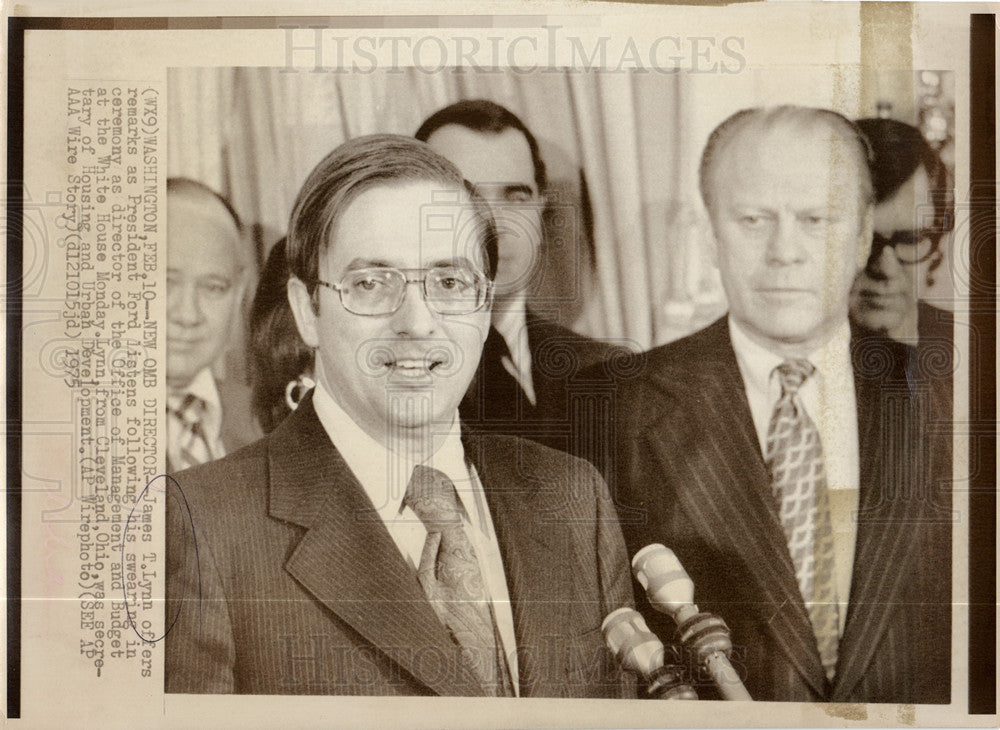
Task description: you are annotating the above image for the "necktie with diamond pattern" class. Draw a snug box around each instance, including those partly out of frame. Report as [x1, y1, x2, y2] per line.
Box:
[765, 359, 840, 682]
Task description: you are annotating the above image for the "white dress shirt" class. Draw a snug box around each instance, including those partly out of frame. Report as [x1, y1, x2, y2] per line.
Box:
[312, 382, 520, 692]
[167, 367, 225, 465]
[493, 295, 536, 405]
[729, 317, 859, 634]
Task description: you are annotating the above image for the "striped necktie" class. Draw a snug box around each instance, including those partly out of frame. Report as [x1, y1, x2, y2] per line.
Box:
[765, 359, 840, 683]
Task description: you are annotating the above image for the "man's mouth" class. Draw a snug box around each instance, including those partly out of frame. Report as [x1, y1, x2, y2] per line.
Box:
[373, 351, 450, 379]
[168, 338, 200, 350]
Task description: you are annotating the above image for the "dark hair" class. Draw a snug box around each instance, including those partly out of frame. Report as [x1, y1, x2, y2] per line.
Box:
[855, 118, 954, 283]
[415, 99, 548, 193]
[286, 134, 498, 308]
[247, 238, 313, 433]
[699, 105, 875, 213]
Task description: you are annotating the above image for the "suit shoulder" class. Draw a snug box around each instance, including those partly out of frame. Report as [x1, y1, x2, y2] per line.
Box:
[527, 313, 616, 372]
[850, 327, 913, 382]
[169, 435, 268, 511]
[614, 321, 728, 394]
[467, 433, 602, 482]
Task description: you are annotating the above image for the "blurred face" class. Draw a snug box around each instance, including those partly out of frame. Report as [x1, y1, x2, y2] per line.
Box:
[706, 120, 872, 356]
[850, 166, 930, 335]
[288, 181, 491, 447]
[425, 124, 543, 299]
[167, 192, 244, 390]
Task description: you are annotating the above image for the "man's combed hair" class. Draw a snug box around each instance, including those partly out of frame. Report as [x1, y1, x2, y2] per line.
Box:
[286, 134, 499, 304]
[698, 105, 875, 213]
[414, 99, 548, 193]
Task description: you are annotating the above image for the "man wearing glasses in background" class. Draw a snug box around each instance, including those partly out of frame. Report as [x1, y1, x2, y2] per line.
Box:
[850, 118, 954, 350]
[850, 117, 955, 691]
[165, 135, 634, 697]
[850, 117, 956, 419]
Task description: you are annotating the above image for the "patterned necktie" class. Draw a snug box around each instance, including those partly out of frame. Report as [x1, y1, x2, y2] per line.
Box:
[404, 465, 513, 696]
[765, 359, 840, 682]
[166, 392, 215, 470]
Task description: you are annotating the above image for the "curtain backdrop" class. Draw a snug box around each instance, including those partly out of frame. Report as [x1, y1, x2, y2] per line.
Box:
[168, 66, 952, 351]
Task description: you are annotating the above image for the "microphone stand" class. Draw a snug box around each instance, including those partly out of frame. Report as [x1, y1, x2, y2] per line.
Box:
[602, 607, 698, 700]
[632, 544, 753, 701]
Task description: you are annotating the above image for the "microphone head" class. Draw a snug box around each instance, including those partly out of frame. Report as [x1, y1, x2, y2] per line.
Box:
[632, 544, 695, 619]
[601, 607, 665, 679]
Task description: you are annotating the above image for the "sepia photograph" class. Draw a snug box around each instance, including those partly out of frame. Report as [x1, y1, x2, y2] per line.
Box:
[4, 2, 996, 727]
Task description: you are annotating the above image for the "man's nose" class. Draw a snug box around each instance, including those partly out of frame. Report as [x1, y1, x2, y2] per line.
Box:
[392, 280, 438, 337]
[766, 217, 805, 265]
[864, 242, 901, 280]
[168, 283, 202, 327]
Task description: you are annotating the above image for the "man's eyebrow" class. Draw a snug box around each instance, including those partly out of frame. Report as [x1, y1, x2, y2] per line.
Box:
[341, 257, 481, 271]
[428, 257, 478, 270]
[343, 258, 393, 270]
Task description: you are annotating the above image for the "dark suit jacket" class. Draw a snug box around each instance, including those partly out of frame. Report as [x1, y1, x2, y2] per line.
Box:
[460, 309, 616, 455]
[597, 317, 950, 703]
[217, 376, 264, 454]
[165, 394, 634, 697]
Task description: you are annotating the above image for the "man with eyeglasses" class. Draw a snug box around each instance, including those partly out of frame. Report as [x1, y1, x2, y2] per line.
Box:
[165, 134, 634, 697]
[850, 118, 955, 696]
[850, 118, 954, 350]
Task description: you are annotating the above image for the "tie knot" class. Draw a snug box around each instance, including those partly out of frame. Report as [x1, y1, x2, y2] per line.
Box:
[775, 359, 815, 396]
[405, 465, 463, 532]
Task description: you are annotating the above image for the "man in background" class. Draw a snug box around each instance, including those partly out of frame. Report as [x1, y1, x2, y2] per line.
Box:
[417, 100, 613, 454]
[165, 178, 260, 471]
[850, 117, 954, 349]
[605, 106, 948, 702]
[850, 117, 955, 687]
[851, 117, 955, 422]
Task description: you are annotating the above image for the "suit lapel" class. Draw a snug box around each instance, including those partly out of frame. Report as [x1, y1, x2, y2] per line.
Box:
[832, 334, 920, 699]
[464, 434, 570, 696]
[268, 397, 485, 697]
[663, 320, 828, 697]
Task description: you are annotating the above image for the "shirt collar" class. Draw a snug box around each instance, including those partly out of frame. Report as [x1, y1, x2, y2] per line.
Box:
[311, 381, 475, 523]
[729, 315, 852, 390]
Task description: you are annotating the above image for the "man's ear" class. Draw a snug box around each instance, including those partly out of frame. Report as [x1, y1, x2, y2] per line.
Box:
[287, 276, 320, 349]
[857, 203, 875, 269]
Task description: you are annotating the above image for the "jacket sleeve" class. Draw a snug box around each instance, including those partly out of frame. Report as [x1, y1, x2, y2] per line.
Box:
[165, 478, 236, 693]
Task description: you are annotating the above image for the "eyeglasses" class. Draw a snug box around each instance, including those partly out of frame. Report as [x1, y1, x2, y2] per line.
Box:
[869, 230, 937, 265]
[316, 266, 492, 316]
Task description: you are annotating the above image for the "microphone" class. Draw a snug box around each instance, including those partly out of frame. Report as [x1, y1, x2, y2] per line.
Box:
[632, 544, 752, 701]
[602, 607, 697, 700]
